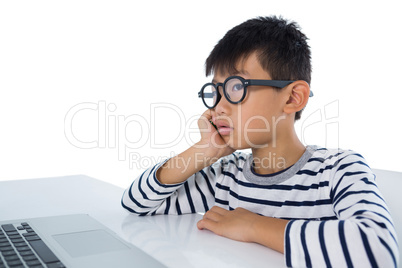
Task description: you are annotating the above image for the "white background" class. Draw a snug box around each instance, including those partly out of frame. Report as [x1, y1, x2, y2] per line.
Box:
[1, 0, 401, 188]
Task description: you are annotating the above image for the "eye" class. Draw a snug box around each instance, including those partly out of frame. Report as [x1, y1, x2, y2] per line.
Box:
[231, 83, 244, 92]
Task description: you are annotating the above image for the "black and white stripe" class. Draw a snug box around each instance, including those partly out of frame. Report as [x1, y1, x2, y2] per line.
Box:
[122, 146, 399, 267]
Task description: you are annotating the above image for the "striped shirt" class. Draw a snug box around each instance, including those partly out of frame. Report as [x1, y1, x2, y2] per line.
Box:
[122, 145, 399, 267]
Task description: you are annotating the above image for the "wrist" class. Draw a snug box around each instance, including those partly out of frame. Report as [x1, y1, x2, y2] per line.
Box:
[194, 141, 223, 166]
[248, 214, 264, 243]
[250, 215, 287, 253]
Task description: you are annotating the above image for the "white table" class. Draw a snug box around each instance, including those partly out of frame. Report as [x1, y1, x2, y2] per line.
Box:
[1, 169, 401, 268]
[0, 175, 285, 268]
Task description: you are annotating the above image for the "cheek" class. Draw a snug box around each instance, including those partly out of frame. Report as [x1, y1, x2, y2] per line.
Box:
[235, 111, 271, 147]
[239, 100, 274, 132]
[242, 114, 270, 131]
[236, 100, 279, 146]
[231, 93, 280, 147]
[243, 117, 271, 142]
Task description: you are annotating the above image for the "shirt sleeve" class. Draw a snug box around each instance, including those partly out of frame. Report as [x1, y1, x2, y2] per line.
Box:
[284, 151, 399, 267]
[121, 158, 221, 216]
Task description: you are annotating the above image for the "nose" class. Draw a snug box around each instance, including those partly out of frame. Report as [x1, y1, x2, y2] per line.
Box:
[214, 86, 230, 115]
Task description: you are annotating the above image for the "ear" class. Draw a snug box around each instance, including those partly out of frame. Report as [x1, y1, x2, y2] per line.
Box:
[283, 81, 311, 116]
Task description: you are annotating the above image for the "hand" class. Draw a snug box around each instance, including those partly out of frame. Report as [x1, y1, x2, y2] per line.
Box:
[155, 110, 235, 185]
[197, 206, 288, 253]
[197, 206, 259, 243]
[197, 110, 235, 160]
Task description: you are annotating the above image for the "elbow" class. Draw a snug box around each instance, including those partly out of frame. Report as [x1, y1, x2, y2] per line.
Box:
[121, 193, 152, 216]
[374, 234, 399, 267]
[356, 225, 399, 267]
[121, 199, 152, 216]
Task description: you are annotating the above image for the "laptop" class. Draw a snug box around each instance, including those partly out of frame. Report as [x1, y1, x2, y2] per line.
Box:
[0, 214, 167, 268]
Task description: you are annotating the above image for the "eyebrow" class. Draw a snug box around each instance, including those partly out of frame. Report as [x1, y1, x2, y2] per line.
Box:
[211, 70, 250, 84]
[234, 70, 250, 76]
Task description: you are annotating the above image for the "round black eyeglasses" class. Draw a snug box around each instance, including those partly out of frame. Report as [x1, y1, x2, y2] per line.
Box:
[198, 76, 313, 109]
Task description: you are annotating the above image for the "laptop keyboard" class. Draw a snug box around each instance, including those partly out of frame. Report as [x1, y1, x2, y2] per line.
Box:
[0, 223, 65, 268]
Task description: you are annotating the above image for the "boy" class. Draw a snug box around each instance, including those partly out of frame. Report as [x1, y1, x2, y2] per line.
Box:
[122, 16, 398, 267]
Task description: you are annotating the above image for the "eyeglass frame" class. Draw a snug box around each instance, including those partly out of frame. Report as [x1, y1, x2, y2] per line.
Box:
[198, 75, 313, 109]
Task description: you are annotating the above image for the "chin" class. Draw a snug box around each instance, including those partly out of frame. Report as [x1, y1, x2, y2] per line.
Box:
[229, 139, 269, 150]
[225, 139, 252, 150]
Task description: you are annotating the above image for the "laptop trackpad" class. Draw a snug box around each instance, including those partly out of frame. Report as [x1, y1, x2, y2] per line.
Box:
[53, 229, 129, 258]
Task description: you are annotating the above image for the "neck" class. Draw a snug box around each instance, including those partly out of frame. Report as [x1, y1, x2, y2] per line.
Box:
[251, 127, 305, 175]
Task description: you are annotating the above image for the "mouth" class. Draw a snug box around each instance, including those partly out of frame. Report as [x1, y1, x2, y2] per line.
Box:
[215, 121, 234, 135]
[217, 127, 233, 135]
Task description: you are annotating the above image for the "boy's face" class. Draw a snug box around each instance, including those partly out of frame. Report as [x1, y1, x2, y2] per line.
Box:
[211, 52, 288, 150]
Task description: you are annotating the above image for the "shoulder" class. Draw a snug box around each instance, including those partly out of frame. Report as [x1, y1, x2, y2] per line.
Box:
[308, 145, 370, 172]
[211, 150, 250, 171]
[307, 145, 375, 189]
[223, 150, 250, 163]
[225, 150, 250, 164]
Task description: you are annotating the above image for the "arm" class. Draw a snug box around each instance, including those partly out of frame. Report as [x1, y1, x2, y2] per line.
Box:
[197, 152, 399, 267]
[197, 206, 288, 253]
[284, 154, 399, 267]
[121, 110, 235, 215]
[156, 109, 235, 185]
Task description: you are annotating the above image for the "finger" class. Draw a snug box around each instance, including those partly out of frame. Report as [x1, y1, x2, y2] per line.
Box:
[208, 206, 229, 215]
[201, 109, 212, 121]
[203, 209, 223, 222]
[205, 109, 212, 119]
[197, 218, 219, 233]
[198, 113, 213, 131]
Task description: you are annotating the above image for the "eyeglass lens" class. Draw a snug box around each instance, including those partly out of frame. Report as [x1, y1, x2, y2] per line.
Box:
[201, 77, 245, 107]
[224, 77, 244, 102]
[201, 84, 218, 108]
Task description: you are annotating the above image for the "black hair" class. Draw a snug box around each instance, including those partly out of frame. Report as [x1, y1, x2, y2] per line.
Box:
[205, 16, 311, 120]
